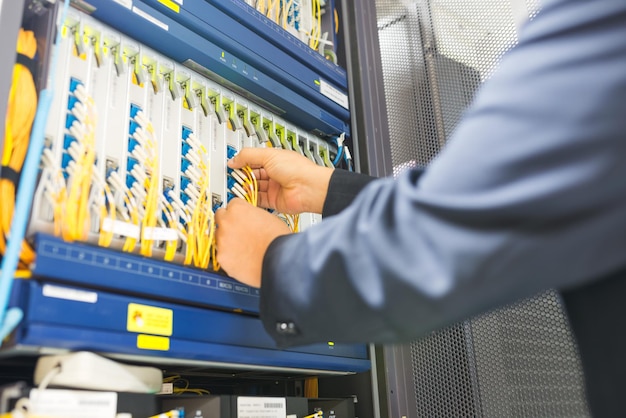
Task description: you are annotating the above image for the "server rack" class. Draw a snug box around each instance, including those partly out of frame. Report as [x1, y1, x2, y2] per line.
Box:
[0, 0, 598, 417]
[0, 0, 370, 380]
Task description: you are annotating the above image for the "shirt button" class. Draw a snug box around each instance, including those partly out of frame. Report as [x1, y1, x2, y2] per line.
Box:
[276, 321, 298, 335]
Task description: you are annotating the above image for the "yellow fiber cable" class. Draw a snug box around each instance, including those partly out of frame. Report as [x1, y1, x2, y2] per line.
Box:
[97, 182, 116, 247]
[61, 93, 97, 242]
[0, 29, 38, 268]
[162, 199, 179, 261]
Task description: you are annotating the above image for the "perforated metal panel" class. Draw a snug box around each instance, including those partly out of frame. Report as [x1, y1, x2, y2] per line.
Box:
[375, 1, 591, 416]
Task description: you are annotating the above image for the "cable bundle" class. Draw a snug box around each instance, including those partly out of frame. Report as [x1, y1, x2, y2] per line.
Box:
[130, 110, 162, 258]
[172, 131, 218, 270]
[0, 29, 38, 270]
[251, 0, 323, 53]
[60, 83, 98, 242]
[228, 165, 258, 206]
[39, 81, 117, 247]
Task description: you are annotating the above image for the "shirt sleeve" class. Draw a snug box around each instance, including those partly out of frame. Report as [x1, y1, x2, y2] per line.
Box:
[321, 169, 376, 217]
[260, 0, 626, 347]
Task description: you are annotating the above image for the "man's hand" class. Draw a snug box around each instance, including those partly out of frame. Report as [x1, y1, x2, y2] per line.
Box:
[228, 147, 334, 214]
[215, 198, 291, 287]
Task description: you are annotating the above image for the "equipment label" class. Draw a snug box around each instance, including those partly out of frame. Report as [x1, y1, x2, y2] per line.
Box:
[29, 389, 117, 418]
[43, 284, 98, 304]
[237, 397, 286, 418]
[158, 0, 181, 13]
[132, 6, 169, 31]
[137, 334, 170, 351]
[113, 0, 132, 9]
[127, 303, 173, 336]
[319, 79, 349, 109]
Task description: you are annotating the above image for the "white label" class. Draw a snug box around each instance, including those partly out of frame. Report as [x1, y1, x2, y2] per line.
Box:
[29, 389, 116, 418]
[237, 397, 286, 418]
[143, 227, 178, 241]
[319, 79, 349, 109]
[132, 6, 169, 31]
[43, 284, 98, 304]
[113, 0, 132, 9]
[173, 0, 183, 4]
[102, 218, 140, 239]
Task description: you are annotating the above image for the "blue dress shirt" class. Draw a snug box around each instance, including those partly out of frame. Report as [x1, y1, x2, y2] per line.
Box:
[260, 0, 626, 351]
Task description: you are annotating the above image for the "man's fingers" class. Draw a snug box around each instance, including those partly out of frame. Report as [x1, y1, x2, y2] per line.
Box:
[227, 148, 275, 169]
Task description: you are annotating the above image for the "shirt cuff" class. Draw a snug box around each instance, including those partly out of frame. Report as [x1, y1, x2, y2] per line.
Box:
[321, 169, 376, 217]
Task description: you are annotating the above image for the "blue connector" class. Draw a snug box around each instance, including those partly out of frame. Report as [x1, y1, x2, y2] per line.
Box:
[125, 174, 136, 189]
[227, 145, 238, 159]
[63, 133, 76, 150]
[182, 126, 193, 141]
[128, 120, 140, 136]
[106, 165, 117, 179]
[227, 176, 236, 190]
[129, 103, 142, 119]
[180, 158, 192, 174]
[180, 176, 192, 192]
[65, 113, 79, 130]
[127, 157, 138, 173]
[66, 95, 79, 111]
[69, 77, 82, 93]
[227, 191, 235, 202]
[61, 152, 72, 169]
[181, 142, 192, 157]
[128, 137, 140, 153]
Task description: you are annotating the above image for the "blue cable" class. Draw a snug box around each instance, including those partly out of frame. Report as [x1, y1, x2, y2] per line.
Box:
[331, 136, 344, 167]
[332, 145, 344, 166]
[0, 0, 71, 343]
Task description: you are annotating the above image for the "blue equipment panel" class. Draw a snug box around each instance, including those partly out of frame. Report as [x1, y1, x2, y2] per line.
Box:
[204, 0, 345, 84]
[32, 234, 260, 313]
[82, 0, 350, 137]
[8, 279, 370, 373]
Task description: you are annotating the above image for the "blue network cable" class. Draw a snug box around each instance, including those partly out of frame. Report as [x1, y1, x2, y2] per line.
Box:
[0, 0, 71, 343]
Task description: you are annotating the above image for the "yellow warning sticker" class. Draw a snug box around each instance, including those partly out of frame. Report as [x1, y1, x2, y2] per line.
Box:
[127, 303, 173, 336]
[158, 0, 180, 13]
[137, 334, 170, 351]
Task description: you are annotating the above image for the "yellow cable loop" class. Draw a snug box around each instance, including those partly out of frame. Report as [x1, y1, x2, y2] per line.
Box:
[242, 165, 258, 207]
[61, 92, 96, 242]
[97, 182, 116, 247]
[182, 144, 215, 269]
[0, 28, 37, 267]
[159, 195, 179, 261]
[121, 188, 140, 252]
[140, 140, 160, 257]
[194, 174, 211, 268]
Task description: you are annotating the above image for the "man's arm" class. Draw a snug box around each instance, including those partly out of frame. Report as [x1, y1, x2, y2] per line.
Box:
[261, 0, 626, 347]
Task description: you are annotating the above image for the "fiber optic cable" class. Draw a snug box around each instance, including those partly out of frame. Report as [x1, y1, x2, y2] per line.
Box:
[60, 85, 97, 242]
[0, 0, 71, 344]
[0, 29, 38, 269]
[179, 132, 214, 268]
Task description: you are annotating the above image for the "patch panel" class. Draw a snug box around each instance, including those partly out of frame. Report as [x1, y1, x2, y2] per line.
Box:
[29, 9, 342, 269]
[82, 0, 350, 137]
